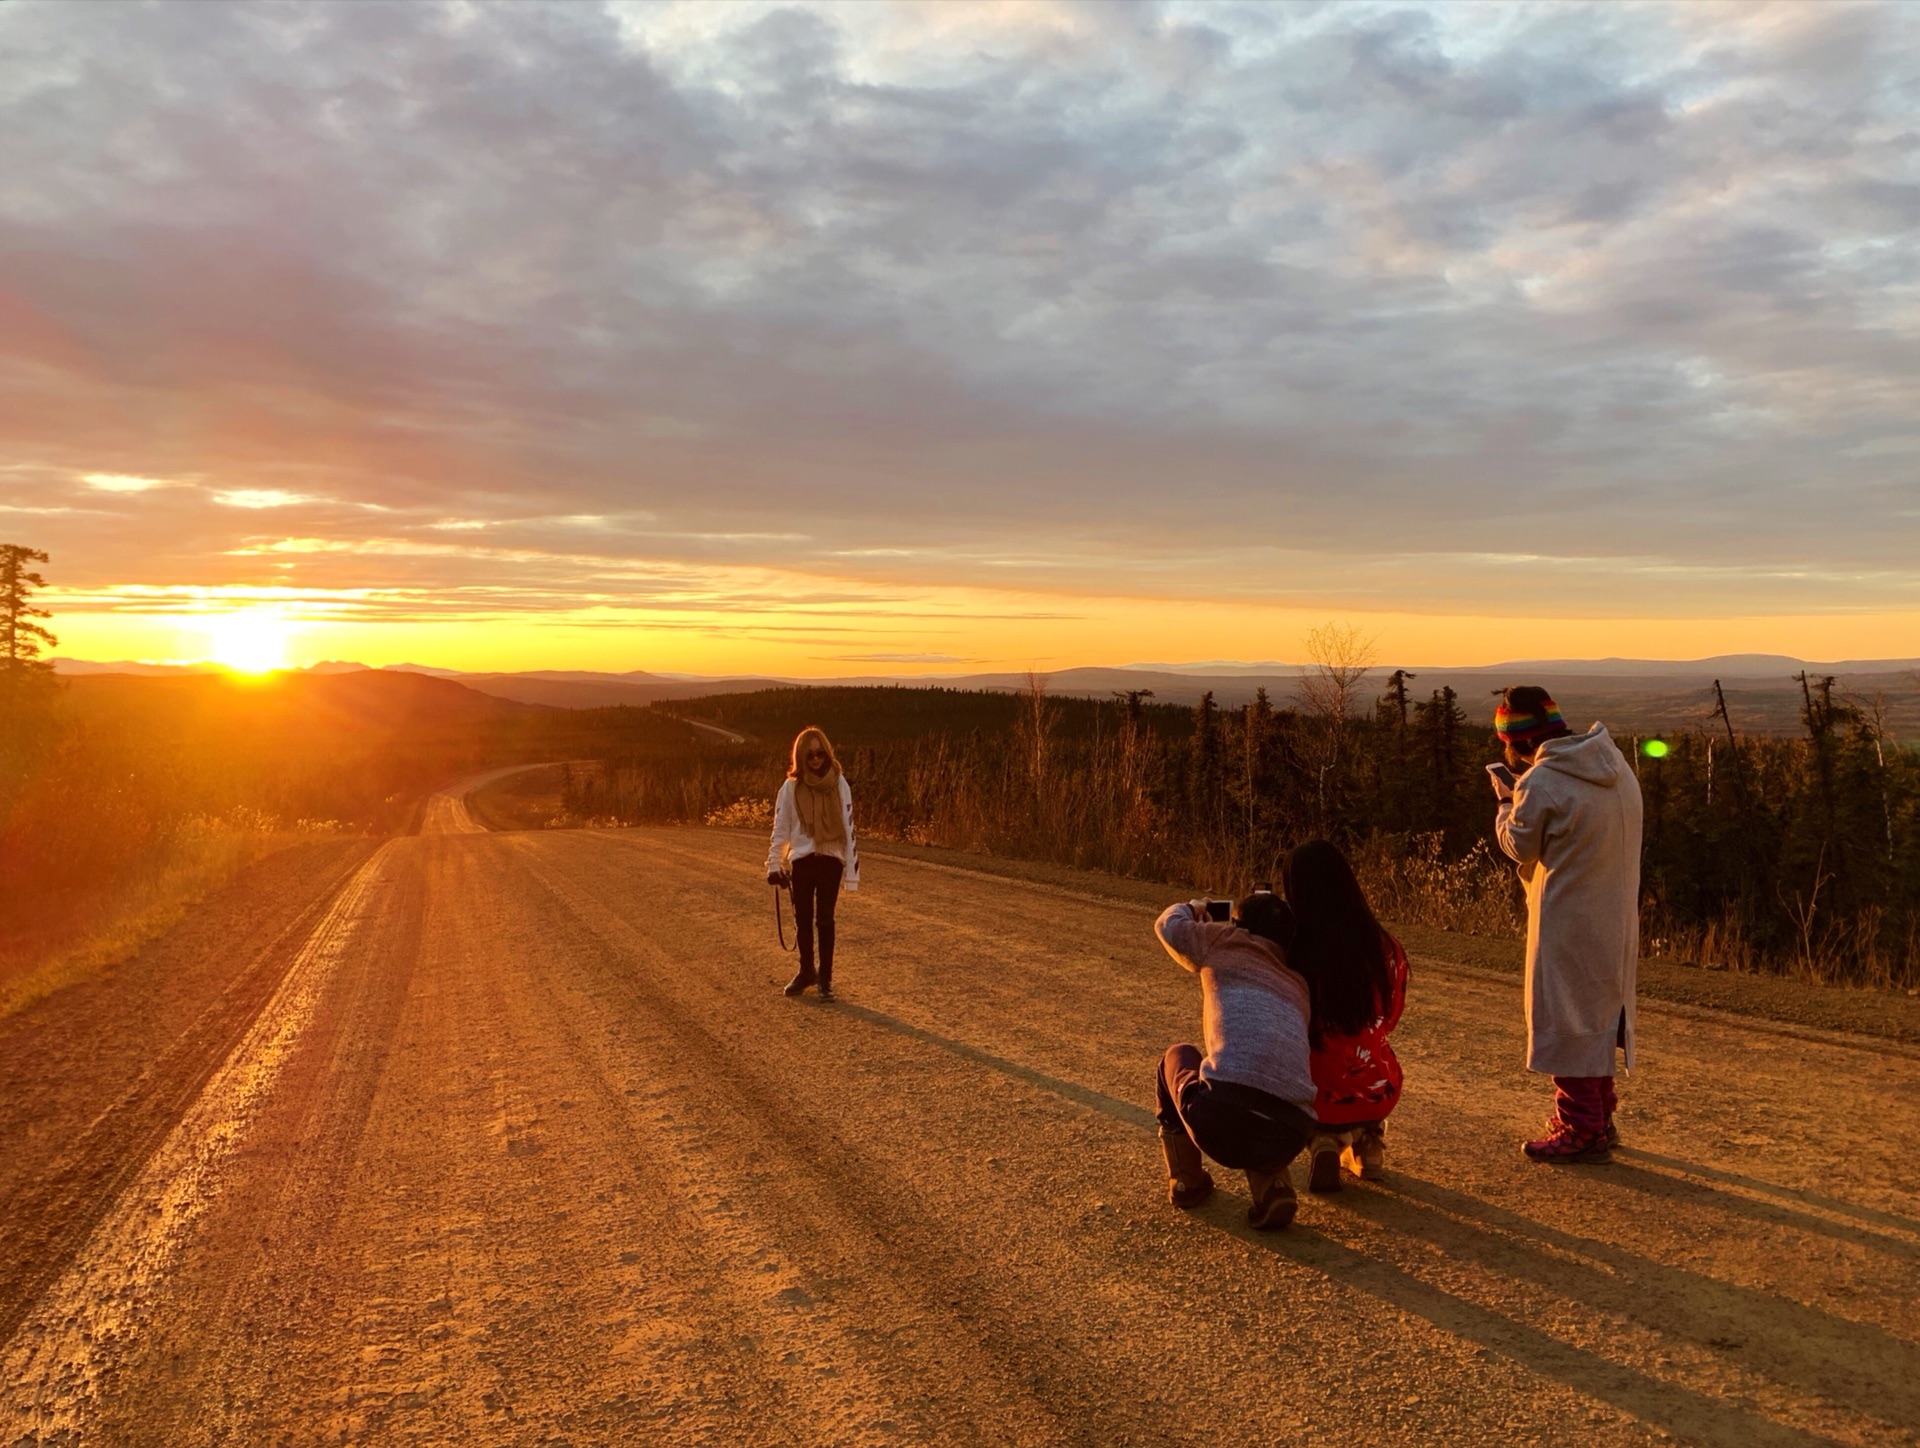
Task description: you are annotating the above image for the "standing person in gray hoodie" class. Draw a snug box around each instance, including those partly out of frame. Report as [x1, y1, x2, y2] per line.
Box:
[1152, 890, 1316, 1229]
[1490, 687, 1644, 1163]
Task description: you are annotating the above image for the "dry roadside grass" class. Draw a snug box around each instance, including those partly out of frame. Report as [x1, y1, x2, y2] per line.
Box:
[0, 825, 337, 1019]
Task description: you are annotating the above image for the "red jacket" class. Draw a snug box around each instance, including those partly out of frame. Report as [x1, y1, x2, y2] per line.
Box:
[1309, 932, 1408, 1127]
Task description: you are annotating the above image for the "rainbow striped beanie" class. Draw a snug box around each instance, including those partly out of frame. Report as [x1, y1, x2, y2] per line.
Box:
[1494, 693, 1565, 747]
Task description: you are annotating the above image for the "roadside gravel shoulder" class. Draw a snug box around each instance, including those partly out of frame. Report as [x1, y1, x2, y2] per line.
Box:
[0, 836, 378, 1340]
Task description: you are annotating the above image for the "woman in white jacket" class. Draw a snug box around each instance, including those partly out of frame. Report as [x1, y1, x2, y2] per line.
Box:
[1491, 687, 1643, 1163]
[766, 726, 859, 1000]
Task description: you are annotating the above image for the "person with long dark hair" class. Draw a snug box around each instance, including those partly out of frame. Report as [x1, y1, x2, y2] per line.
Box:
[766, 726, 859, 1000]
[1281, 839, 1409, 1191]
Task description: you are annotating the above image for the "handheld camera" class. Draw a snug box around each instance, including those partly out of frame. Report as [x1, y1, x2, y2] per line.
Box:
[1204, 882, 1276, 922]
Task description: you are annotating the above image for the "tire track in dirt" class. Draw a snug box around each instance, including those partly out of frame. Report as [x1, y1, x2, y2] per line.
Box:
[482, 848, 1009, 1443]
[0, 844, 394, 1441]
[0, 843, 378, 1350]
[353, 837, 864, 1444]
[80, 843, 431, 1443]
[503, 840, 1172, 1445]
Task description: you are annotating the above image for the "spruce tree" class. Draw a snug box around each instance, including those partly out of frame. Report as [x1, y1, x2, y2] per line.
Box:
[1, 544, 57, 713]
[1190, 690, 1222, 840]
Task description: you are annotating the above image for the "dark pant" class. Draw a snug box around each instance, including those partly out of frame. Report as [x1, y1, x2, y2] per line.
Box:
[790, 853, 844, 979]
[1552, 1075, 1617, 1134]
[1155, 1044, 1313, 1173]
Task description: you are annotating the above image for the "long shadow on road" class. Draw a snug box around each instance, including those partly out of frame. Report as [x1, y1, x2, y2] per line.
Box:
[1214, 1210, 1839, 1448]
[832, 1001, 1157, 1130]
[1612, 1145, 1920, 1242]
[836, 999, 1887, 1448]
[1353, 1172, 1920, 1431]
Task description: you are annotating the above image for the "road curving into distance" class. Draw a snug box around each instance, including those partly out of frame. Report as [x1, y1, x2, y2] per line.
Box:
[2, 798, 1916, 1445]
[417, 764, 562, 836]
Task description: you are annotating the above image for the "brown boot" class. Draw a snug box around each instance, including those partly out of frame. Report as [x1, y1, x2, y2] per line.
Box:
[1158, 1125, 1213, 1208]
[1307, 1132, 1347, 1193]
[1343, 1122, 1386, 1180]
[1244, 1166, 1298, 1230]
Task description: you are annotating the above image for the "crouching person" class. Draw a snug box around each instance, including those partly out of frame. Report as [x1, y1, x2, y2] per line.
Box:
[1282, 839, 1409, 1192]
[1152, 891, 1316, 1230]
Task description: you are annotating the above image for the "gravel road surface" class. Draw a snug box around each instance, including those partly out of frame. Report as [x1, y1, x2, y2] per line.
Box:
[2, 789, 1916, 1445]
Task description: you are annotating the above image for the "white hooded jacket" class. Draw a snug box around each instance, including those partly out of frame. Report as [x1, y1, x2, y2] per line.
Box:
[1495, 724, 1644, 1076]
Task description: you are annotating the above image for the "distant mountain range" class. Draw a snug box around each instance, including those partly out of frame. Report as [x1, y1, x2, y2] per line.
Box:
[1110, 654, 1920, 679]
[49, 653, 1920, 733]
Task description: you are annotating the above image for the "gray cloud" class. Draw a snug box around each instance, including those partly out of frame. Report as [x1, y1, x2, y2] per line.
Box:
[2, 0, 1917, 619]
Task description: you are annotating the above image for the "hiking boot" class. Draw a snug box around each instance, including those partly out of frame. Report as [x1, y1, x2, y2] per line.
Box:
[1523, 1119, 1611, 1164]
[782, 964, 817, 997]
[1158, 1126, 1214, 1208]
[1307, 1134, 1345, 1193]
[1603, 1117, 1621, 1150]
[816, 965, 834, 1002]
[1244, 1167, 1298, 1230]
[1344, 1122, 1387, 1180]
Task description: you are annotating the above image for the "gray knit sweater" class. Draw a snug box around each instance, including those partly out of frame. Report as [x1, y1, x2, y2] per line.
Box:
[1154, 902, 1317, 1111]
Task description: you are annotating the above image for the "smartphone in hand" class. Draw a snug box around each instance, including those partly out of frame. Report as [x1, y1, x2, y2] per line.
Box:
[1486, 762, 1516, 796]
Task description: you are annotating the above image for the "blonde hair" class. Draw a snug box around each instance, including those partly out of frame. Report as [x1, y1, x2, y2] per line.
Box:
[788, 726, 840, 779]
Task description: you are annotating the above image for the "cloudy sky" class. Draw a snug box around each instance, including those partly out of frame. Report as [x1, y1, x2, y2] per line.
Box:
[3, 0, 1918, 672]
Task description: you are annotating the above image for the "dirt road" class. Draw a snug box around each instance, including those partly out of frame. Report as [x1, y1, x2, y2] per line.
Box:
[3, 794, 1917, 1445]
[417, 764, 554, 835]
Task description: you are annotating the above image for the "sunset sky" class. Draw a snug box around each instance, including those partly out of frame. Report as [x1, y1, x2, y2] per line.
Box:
[4, 0, 1918, 675]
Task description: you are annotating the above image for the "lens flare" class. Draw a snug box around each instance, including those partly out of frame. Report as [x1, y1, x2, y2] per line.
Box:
[1641, 739, 1670, 759]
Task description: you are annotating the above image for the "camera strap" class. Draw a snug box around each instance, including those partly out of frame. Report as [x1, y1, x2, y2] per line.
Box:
[772, 882, 797, 952]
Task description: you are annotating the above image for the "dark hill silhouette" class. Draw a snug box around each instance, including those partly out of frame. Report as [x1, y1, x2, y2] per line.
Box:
[61, 667, 543, 740]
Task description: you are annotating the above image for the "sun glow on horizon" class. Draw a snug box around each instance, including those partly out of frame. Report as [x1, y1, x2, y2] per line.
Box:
[41, 582, 1920, 681]
[200, 610, 296, 674]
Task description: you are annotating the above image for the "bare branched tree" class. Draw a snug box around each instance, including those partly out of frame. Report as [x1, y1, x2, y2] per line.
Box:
[1859, 690, 1896, 864]
[1297, 622, 1378, 830]
[1298, 622, 1378, 725]
[1019, 670, 1054, 787]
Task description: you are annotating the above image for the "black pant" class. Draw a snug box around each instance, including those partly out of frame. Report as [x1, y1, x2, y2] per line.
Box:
[790, 853, 844, 979]
[1155, 1043, 1313, 1173]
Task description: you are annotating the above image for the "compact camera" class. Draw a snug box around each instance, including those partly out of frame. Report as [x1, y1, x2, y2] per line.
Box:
[1203, 882, 1275, 921]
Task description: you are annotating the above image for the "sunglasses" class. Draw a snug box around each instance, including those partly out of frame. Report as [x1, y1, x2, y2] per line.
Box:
[806, 749, 829, 760]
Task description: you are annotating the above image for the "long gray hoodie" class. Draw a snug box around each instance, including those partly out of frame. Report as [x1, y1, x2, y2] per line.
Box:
[1154, 903, 1317, 1110]
[1495, 724, 1644, 1077]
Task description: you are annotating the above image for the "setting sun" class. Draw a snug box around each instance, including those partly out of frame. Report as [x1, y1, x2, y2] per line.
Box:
[201, 610, 293, 674]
